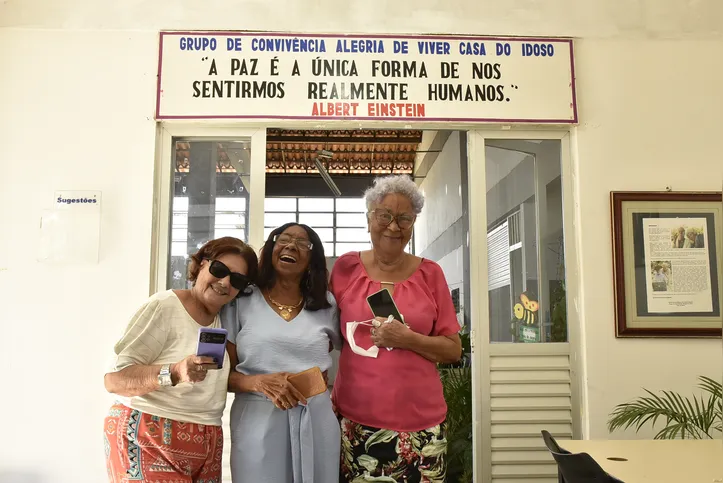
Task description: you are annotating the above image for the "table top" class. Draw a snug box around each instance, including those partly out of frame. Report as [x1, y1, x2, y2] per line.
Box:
[561, 439, 723, 483]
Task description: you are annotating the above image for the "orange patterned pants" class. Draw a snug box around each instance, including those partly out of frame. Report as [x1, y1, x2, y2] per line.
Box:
[104, 404, 223, 483]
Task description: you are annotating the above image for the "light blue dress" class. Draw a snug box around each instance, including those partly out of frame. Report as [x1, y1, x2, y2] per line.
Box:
[220, 287, 342, 483]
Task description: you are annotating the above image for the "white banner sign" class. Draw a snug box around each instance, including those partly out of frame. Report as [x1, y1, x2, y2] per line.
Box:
[156, 32, 577, 123]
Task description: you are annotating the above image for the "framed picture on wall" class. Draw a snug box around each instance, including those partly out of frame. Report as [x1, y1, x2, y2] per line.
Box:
[611, 191, 723, 338]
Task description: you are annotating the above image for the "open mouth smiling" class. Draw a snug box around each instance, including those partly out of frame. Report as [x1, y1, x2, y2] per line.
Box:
[279, 254, 297, 264]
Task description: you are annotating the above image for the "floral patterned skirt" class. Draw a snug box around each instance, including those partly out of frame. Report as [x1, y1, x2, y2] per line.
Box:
[339, 417, 447, 483]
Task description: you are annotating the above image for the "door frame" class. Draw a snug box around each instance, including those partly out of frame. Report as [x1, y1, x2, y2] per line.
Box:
[467, 129, 582, 481]
[150, 123, 580, 483]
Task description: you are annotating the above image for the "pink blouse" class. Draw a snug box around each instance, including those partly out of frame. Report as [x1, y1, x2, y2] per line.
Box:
[330, 252, 460, 432]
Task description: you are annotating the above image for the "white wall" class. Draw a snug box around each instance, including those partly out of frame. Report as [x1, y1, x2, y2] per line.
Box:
[0, 30, 159, 483]
[2, 2, 723, 482]
[415, 132, 463, 255]
[573, 38, 723, 438]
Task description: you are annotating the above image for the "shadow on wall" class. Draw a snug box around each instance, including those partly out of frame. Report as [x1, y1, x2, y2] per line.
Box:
[0, 472, 46, 483]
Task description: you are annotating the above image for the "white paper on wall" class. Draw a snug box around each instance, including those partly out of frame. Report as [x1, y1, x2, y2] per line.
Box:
[38, 191, 102, 264]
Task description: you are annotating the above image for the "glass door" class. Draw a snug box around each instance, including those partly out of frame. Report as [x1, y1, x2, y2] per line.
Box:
[467, 131, 580, 482]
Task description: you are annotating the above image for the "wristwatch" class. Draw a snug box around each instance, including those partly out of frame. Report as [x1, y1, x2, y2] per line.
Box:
[158, 364, 173, 387]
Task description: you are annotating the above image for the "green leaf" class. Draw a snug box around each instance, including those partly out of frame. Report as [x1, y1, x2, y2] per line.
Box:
[356, 455, 378, 473]
[421, 438, 448, 457]
[364, 429, 397, 453]
[440, 366, 473, 482]
[607, 375, 721, 440]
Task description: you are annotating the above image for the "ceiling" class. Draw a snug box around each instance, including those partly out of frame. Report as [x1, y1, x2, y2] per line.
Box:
[174, 130, 422, 176]
[265, 129, 421, 175]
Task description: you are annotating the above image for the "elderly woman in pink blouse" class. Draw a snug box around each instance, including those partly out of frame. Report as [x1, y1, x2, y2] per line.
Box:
[331, 175, 462, 483]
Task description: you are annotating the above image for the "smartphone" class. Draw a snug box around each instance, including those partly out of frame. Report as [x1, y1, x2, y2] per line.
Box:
[366, 288, 403, 323]
[196, 327, 228, 369]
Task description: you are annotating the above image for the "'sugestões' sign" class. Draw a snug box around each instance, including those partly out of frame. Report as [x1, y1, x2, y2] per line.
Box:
[156, 32, 577, 123]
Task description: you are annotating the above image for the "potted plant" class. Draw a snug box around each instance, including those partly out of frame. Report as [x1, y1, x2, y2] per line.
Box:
[607, 376, 721, 439]
[439, 330, 473, 482]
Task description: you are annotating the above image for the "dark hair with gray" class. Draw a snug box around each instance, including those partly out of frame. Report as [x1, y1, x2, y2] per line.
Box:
[363, 175, 425, 215]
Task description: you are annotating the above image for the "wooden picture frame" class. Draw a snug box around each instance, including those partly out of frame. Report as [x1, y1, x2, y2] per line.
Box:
[611, 191, 723, 338]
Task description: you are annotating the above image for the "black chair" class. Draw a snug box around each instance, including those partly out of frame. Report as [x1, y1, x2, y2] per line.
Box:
[541, 430, 625, 483]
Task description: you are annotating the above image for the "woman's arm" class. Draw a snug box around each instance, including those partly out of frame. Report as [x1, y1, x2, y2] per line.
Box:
[372, 262, 463, 364]
[104, 364, 172, 397]
[372, 320, 462, 364]
[226, 342, 256, 393]
[105, 298, 214, 397]
[403, 331, 462, 364]
[104, 355, 216, 397]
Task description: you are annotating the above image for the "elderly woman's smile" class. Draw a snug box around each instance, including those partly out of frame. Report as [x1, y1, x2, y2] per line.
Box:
[279, 253, 297, 264]
[210, 283, 228, 296]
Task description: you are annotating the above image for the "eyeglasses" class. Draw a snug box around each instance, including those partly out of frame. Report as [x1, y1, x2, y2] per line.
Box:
[369, 209, 416, 229]
[207, 260, 251, 291]
[273, 234, 313, 252]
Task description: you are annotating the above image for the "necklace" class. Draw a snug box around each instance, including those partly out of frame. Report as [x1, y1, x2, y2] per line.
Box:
[267, 291, 303, 321]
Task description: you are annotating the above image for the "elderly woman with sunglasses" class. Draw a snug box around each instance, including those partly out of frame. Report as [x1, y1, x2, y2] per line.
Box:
[331, 175, 462, 483]
[103, 237, 258, 483]
[220, 223, 341, 483]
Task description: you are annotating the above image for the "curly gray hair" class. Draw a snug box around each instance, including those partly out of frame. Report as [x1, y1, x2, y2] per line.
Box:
[363, 175, 425, 215]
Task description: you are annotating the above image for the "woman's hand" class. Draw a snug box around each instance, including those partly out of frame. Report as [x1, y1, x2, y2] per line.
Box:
[171, 355, 217, 384]
[371, 317, 412, 349]
[252, 373, 308, 410]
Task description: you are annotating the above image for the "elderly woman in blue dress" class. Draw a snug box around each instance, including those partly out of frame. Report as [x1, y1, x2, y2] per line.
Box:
[220, 222, 341, 483]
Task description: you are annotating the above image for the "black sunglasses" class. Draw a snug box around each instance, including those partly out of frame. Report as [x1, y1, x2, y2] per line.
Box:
[208, 260, 251, 291]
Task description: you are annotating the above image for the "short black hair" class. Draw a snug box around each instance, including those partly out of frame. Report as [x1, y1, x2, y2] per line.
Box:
[256, 223, 331, 311]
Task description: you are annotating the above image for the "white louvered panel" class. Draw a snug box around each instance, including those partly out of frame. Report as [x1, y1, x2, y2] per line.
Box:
[491, 383, 570, 397]
[491, 396, 571, 410]
[492, 436, 571, 451]
[492, 422, 572, 438]
[490, 354, 569, 370]
[491, 369, 570, 383]
[490, 351, 573, 482]
[492, 450, 556, 464]
[492, 464, 559, 478]
[487, 222, 511, 290]
[492, 410, 572, 424]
